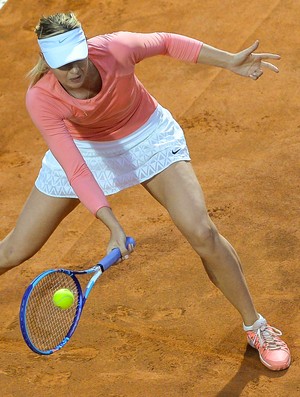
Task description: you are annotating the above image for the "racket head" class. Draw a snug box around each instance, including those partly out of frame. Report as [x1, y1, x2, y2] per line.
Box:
[20, 269, 83, 355]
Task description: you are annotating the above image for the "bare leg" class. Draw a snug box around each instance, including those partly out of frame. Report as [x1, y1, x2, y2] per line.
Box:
[0, 186, 79, 275]
[142, 161, 258, 326]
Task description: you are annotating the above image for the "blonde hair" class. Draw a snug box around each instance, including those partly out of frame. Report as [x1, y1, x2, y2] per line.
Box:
[27, 12, 81, 86]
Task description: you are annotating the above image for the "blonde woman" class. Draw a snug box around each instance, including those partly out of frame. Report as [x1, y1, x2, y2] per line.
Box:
[0, 12, 291, 370]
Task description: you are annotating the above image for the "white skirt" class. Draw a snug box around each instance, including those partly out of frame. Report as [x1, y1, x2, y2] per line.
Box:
[35, 104, 191, 198]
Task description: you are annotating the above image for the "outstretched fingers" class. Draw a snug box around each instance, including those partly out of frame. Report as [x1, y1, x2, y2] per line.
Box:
[253, 52, 281, 60]
[260, 60, 280, 73]
[253, 53, 280, 71]
[249, 53, 280, 79]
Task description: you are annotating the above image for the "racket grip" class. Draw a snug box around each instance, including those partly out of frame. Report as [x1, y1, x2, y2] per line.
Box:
[99, 236, 136, 271]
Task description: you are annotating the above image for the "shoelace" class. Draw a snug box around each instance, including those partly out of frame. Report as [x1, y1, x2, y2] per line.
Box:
[254, 325, 287, 351]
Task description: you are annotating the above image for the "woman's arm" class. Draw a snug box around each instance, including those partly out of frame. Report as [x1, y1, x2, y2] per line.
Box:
[197, 40, 280, 80]
[112, 32, 280, 80]
[26, 89, 131, 257]
[26, 90, 110, 215]
[108, 32, 279, 80]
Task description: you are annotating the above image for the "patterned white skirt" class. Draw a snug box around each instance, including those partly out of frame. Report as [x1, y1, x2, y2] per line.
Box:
[35, 104, 190, 198]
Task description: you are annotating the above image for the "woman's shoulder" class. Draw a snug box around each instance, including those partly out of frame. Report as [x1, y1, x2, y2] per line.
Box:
[27, 72, 57, 97]
[87, 31, 138, 52]
[87, 31, 151, 66]
[26, 73, 70, 115]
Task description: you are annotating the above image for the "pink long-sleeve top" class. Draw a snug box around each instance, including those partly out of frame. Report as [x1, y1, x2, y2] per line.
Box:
[26, 32, 203, 215]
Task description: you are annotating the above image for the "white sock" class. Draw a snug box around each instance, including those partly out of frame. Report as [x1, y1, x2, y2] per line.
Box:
[243, 313, 267, 331]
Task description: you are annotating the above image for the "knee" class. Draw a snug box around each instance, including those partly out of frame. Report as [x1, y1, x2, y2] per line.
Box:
[186, 220, 219, 254]
[0, 240, 29, 270]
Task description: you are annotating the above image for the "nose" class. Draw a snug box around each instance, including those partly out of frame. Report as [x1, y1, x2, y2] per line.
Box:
[69, 62, 80, 73]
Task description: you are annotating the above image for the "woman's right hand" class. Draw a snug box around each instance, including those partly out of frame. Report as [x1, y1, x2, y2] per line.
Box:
[108, 228, 131, 261]
[96, 206, 133, 261]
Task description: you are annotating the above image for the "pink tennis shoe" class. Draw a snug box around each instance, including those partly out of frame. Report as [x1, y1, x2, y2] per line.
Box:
[243, 314, 291, 371]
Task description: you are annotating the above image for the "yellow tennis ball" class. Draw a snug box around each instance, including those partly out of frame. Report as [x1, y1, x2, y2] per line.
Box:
[53, 288, 75, 310]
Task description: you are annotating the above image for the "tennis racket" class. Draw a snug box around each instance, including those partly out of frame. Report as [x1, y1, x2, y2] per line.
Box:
[19, 236, 135, 355]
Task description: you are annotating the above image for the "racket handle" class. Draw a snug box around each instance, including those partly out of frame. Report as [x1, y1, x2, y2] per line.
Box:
[99, 236, 136, 271]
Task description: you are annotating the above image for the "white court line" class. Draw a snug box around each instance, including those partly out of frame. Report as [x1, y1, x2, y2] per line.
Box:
[0, 0, 8, 9]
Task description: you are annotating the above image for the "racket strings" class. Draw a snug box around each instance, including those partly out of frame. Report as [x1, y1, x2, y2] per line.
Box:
[25, 272, 80, 352]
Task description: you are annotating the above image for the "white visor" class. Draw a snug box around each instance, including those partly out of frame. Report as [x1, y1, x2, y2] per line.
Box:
[38, 27, 88, 68]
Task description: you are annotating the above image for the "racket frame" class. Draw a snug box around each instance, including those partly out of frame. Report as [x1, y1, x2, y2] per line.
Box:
[19, 237, 135, 355]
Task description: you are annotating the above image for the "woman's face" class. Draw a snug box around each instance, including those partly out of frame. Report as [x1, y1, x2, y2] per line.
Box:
[50, 58, 89, 90]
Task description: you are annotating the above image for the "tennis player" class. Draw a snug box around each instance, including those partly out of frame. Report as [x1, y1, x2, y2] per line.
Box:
[0, 12, 291, 370]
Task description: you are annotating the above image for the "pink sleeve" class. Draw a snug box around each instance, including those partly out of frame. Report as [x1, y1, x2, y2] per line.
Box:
[107, 31, 203, 64]
[26, 89, 110, 216]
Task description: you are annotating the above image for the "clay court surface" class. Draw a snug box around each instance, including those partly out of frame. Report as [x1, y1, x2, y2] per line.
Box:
[0, 0, 299, 396]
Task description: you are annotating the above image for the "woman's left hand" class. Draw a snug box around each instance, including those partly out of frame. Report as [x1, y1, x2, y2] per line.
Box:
[229, 40, 281, 80]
